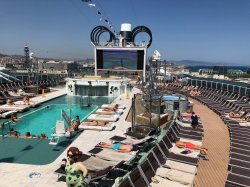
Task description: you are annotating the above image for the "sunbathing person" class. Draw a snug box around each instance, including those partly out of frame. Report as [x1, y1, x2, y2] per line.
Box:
[96, 142, 139, 153]
[69, 116, 81, 131]
[227, 110, 245, 118]
[23, 95, 36, 105]
[175, 139, 208, 155]
[6, 99, 15, 105]
[103, 104, 118, 112]
[83, 120, 108, 126]
[20, 132, 33, 139]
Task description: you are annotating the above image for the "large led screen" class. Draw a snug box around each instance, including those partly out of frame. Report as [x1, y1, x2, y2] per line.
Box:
[97, 49, 144, 70]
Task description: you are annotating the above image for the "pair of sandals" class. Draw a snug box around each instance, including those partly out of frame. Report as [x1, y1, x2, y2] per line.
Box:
[28, 172, 41, 178]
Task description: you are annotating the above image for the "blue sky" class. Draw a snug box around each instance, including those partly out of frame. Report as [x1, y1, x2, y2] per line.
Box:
[0, 0, 250, 64]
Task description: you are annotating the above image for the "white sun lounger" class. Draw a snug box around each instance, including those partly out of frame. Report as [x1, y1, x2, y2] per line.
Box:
[90, 148, 135, 162]
[83, 156, 119, 171]
[0, 104, 30, 112]
[101, 104, 126, 110]
[14, 101, 39, 108]
[87, 114, 119, 122]
[78, 122, 115, 131]
[239, 122, 250, 127]
[162, 160, 197, 174]
[0, 110, 17, 118]
[156, 167, 195, 186]
[95, 108, 123, 115]
[150, 176, 191, 187]
[175, 119, 193, 128]
[169, 145, 200, 158]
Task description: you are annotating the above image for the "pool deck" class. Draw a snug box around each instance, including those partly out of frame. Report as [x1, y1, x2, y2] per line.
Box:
[0, 88, 137, 187]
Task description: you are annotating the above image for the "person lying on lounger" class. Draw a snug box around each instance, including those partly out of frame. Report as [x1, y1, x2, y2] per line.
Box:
[174, 138, 208, 155]
[103, 104, 118, 112]
[225, 110, 245, 118]
[82, 120, 108, 126]
[96, 142, 139, 153]
[23, 95, 35, 105]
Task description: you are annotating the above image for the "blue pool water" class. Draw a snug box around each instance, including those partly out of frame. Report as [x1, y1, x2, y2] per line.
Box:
[11, 104, 98, 137]
[0, 95, 114, 165]
[163, 95, 180, 101]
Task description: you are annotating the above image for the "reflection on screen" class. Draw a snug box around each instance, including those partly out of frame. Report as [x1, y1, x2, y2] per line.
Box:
[103, 50, 137, 70]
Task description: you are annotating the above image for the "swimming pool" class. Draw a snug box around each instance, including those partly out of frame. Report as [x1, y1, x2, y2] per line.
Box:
[163, 95, 185, 101]
[11, 104, 98, 138]
[0, 95, 114, 165]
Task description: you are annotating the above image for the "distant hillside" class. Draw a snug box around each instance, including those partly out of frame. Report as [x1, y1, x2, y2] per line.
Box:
[0, 53, 8, 57]
[172, 60, 247, 66]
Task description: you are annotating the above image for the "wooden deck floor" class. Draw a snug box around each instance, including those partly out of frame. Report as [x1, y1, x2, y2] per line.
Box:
[190, 99, 230, 187]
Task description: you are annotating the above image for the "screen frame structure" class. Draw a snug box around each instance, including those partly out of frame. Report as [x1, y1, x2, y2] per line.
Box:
[94, 47, 147, 79]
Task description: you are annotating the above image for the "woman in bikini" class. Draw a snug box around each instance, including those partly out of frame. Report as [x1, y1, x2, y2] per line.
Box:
[175, 139, 208, 155]
[83, 121, 108, 126]
[103, 104, 118, 112]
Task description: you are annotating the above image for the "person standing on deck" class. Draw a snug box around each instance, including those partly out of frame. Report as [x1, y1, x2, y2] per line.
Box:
[191, 112, 199, 129]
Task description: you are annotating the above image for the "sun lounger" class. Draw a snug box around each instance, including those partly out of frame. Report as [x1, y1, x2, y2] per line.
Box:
[147, 152, 197, 175]
[0, 104, 29, 112]
[87, 114, 119, 122]
[78, 122, 115, 131]
[0, 110, 16, 118]
[140, 158, 195, 187]
[127, 167, 188, 187]
[150, 176, 189, 187]
[101, 104, 126, 110]
[226, 173, 250, 187]
[14, 101, 39, 108]
[88, 147, 135, 162]
[95, 108, 123, 115]
[229, 166, 250, 178]
[156, 167, 195, 186]
[153, 143, 198, 166]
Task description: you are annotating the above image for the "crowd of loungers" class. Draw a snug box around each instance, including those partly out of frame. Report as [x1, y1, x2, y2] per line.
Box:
[78, 104, 126, 131]
[55, 98, 207, 187]
[165, 82, 250, 187]
[55, 100, 207, 186]
[189, 87, 250, 187]
[118, 113, 205, 187]
[0, 78, 66, 118]
[0, 78, 65, 103]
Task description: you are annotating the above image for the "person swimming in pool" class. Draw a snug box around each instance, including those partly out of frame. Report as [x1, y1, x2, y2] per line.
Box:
[96, 142, 139, 153]
[40, 133, 48, 139]
[20, 132, 33, 139]
[174, 138, 208, 155]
